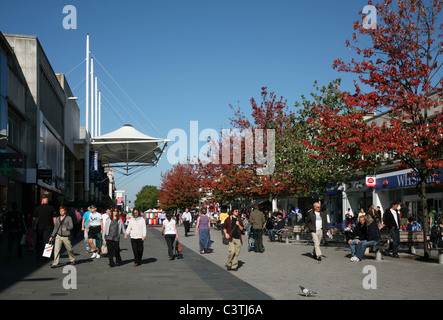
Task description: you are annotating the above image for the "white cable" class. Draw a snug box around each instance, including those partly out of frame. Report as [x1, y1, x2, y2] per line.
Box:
[90, 53, 165, 138]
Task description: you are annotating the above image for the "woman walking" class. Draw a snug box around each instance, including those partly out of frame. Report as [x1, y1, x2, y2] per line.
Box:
[161, 212, 179, 260]
[196, 208, 212, 254]
[124, 208, 146, 266]
[103, 208, 125, 267]
[49, 206, 75, 268]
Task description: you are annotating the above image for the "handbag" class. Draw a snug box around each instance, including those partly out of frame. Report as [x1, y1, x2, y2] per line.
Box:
[177, 242, 183, 252]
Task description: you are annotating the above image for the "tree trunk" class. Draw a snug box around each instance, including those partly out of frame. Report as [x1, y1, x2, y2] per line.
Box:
[418, 179, 430, 259]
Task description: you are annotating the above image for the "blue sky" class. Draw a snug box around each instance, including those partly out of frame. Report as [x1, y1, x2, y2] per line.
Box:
[0, 0, 371, 204]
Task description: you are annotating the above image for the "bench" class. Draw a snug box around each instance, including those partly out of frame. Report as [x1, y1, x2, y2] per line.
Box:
[370, 238, 390, 261]
[293, 225, 309, 241]
[276, 227, 293, 243]
[399, 231, 430, 254]
[276, 225, 309, 243]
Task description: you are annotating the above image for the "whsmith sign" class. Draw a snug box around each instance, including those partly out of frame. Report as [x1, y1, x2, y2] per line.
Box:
[375, 169, 442, 190]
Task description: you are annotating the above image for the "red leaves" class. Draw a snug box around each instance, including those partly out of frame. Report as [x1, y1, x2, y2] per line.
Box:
[159, 163, 202, 210]
[317, 0, 443, 174]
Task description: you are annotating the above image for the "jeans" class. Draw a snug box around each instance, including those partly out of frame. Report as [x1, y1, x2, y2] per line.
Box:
[349, 238, 360, 256]
[268, 229, 278, 241]
[356, 240, 376, 260]
[389, 228, 400, 255]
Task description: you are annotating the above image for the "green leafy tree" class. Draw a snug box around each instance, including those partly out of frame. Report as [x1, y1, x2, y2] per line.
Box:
[276, 79, 359, 205]
[134, 185, 159, 212]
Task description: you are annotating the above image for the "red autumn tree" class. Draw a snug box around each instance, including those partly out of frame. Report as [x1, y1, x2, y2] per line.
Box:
[197, 87, 295, 208]
[158, 162, 202, 211]
[313, 0, 443, 257]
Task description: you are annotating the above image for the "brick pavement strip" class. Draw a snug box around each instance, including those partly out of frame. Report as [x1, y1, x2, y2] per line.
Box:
[0, 224, 442, 301]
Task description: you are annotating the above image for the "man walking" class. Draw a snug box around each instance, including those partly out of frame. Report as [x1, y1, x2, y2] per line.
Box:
[383, 201, 400, 258]
[249, 205, 266, 252]
[33, 197, 57, 260]
[223, 207, 244, 271]
[305, 202, 330, 261]
[182, 208, 192, 237]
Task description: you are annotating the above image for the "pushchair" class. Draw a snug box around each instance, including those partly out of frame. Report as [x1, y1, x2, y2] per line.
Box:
[247, 225, 255, 252]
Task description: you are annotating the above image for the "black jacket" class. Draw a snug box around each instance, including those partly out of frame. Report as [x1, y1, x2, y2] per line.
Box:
[350, 222, 367, 240]
[305, 210, 329, 233]
[366, 221, 382, 241]
[383, 208, 400, 230]
[430, 225, 443, 248]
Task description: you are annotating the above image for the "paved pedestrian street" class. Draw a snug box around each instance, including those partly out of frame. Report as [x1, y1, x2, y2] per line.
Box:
[0, 224, 442, 303]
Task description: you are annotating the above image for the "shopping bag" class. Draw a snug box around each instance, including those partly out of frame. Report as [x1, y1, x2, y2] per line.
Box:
[20, 234, 27, 246]
[42, 242, 54, 258]
[101, 241, 108, 255]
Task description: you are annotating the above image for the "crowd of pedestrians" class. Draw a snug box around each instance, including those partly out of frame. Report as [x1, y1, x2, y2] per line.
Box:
[2, 198, 442, 272]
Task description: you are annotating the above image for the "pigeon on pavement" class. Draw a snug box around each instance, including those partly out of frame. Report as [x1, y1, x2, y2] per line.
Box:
[300, 285, 316, 297]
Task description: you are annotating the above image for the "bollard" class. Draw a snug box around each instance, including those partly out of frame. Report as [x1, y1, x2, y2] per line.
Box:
[375, 250, 382, 261]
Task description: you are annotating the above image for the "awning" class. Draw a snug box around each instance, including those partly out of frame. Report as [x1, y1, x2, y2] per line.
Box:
[90, 124, 168, 175]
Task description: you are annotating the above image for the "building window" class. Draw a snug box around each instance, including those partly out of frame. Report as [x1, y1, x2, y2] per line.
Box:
[7, 116, 20, 148]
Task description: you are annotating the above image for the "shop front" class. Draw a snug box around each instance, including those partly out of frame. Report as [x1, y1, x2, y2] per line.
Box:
[375, 169, 443, 223]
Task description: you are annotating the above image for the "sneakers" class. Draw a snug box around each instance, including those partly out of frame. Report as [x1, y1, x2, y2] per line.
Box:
[350, 256, 360, 262]
[91, 252, 101, 259]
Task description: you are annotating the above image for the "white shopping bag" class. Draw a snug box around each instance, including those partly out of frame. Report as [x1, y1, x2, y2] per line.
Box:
[42, 243, 54, 258]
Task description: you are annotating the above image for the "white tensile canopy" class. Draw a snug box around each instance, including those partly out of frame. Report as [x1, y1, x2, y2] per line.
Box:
[90, 124, 168, 175]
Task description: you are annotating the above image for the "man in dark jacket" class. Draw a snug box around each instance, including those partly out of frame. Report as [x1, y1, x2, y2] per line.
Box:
[305, 202, 330, 261]
[348, 214, 367, 259]
[268, 214, 285, 242]
[33, 197, 57, 260]
[250, 205, 266, 252]
[223, 208, 244, 271]
[430, 217, 443, 248]
[383, 201, 400, 258]
[352, 214, 381, 262]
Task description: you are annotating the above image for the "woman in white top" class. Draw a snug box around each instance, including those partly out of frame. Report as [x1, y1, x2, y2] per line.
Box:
[124, 208, 146, 266]
[86, 205, 103, 259]
[161, 212, 179, 260]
